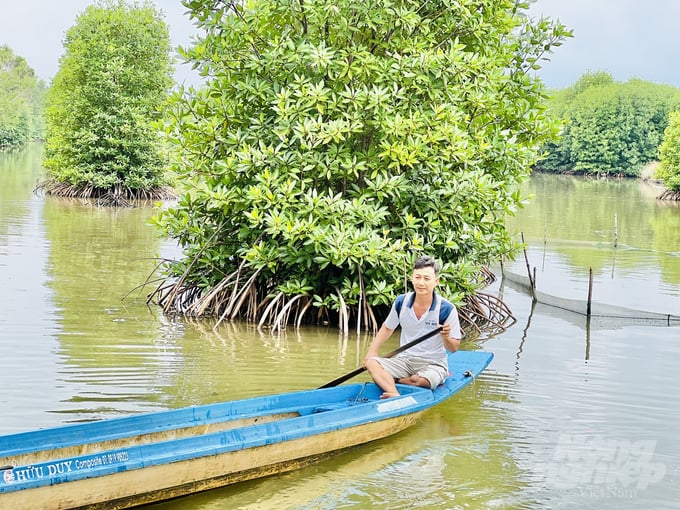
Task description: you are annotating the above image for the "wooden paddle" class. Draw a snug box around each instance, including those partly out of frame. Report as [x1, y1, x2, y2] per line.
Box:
[318, 326, 443, 389]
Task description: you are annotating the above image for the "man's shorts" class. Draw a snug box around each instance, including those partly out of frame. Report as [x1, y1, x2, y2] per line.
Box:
[369, 355, 448, 389]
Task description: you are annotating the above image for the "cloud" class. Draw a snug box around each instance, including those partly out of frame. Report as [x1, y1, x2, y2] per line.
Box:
[530, 0, 680, 88]
[4, 0, 679, 90]
[0, 0, 198, 86]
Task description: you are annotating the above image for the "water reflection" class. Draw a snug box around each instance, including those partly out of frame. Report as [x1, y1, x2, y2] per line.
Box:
[484, 289, 680, 509]
[509, 173, 680, 285]
[40, 197, 182, 420]
[506, 185, 680, 316]
[1, 145, 63, 432]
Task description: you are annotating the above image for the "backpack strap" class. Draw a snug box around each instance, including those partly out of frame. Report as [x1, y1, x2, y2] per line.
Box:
[438, 296, 454, 324]
[394, 293, 406, 316]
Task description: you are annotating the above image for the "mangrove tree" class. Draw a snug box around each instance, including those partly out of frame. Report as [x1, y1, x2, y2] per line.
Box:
[150, 0, 571, 333]
[40, 0, 175, 203]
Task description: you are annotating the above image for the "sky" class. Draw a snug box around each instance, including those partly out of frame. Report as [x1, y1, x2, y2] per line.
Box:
[2, 0, 680, 90]
[528, 0, 680, 89]
[0, 0, 200, 86]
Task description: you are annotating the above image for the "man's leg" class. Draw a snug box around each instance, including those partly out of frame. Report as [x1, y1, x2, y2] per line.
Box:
[396, 374, 431, 388]
[365, 358, 400, 398]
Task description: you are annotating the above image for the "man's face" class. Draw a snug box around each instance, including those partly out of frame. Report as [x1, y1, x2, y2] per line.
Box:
[411, 266, 439, 295]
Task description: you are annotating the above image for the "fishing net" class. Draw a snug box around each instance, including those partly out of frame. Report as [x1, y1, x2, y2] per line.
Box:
[500, 270, 680, 329]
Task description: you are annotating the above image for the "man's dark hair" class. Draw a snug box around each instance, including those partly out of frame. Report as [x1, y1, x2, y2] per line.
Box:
[413, 255, 440, 275]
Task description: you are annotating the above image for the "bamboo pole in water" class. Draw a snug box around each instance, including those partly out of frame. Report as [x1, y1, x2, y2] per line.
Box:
[614, 213, 618, 248]
[520, 232, 536, 302]
[587, 268, 594, 317]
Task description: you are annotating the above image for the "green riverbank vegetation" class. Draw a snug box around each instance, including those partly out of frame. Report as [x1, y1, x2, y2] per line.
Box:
[0, 46, 45, 150]
[538, 71, 680, 198]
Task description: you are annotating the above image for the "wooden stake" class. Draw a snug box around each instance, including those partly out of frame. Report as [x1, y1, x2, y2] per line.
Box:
[587, 267, 593, 317]
[614, 213, 618, 248]
[520, 232, 536, 302]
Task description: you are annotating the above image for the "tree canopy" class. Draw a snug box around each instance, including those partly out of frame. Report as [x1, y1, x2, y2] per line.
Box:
[0, 45, 44, 150]
[538, 72, 680, 176]
[41, 0, 174, 201]
[151, 0, 570, 333]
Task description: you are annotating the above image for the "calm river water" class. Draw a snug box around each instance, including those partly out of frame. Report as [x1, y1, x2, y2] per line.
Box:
[1, 145, 679, 509]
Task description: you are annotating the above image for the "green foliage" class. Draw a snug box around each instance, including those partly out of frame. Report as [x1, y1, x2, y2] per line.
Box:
[0, 46, 45, 150]
[539, 73, 680, 176]
[42, 0, 173, 194]
[570, 70, 615, 96]
[657, 111, 680, 191]
[154, 0, 570, 326]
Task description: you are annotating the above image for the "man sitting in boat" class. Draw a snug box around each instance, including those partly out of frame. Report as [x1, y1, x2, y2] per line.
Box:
[364, 255, 461, 399]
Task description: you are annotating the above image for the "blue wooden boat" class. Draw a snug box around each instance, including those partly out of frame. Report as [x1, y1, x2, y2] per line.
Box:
[0, 350, 493, 509]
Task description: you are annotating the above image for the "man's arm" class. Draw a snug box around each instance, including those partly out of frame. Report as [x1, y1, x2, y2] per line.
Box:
[364, 323, 395, 363]
[440, 322, 461, 352]
[440, 306, 461, 352]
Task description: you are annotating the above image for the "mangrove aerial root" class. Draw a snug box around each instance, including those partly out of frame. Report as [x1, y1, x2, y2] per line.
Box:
[148, 266, 515, 337]
[457, 291, 517, 338]
[34, 180, 175, 204]
[657, 189, 680, 201]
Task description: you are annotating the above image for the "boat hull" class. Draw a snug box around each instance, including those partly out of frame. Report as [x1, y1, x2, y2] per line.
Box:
[1, 413, 422, 509]
[0, 350, 493, 509]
